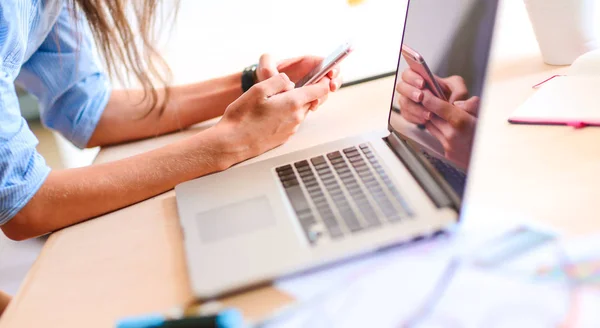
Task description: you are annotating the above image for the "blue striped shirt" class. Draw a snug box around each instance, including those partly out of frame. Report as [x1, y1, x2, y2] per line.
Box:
[0, 0, 111, 225]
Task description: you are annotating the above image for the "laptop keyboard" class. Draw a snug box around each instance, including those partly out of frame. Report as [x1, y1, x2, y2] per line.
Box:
[275, 143, 413, 245]
[420, 151, 467, 196]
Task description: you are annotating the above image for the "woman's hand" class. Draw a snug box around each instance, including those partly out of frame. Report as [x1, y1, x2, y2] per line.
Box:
[215, 72, 331, 161]
[421, 92, 479, 169]
[395, 68, 479, 168]
[396, 68, 474, 124]
[256, 54, 342, 111]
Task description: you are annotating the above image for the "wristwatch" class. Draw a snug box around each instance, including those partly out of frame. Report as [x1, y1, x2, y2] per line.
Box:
[241, 64, 258, 92]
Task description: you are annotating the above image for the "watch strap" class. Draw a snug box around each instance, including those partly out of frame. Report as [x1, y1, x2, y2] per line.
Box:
[241, 64, 258, 92]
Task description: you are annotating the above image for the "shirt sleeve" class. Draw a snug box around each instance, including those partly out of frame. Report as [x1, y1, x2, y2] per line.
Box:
[0, 70, 51, 225]
[16, 4, 111, 149]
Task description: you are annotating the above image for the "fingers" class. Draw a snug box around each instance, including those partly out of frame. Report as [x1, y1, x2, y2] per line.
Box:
[257, 54, 280, 82]
[420, 90, 457, 122]
[441, 75, 469, 103]
[277, 77, 330, 106]
[454, 96, 480, 117]
[396, 91, 431, 124]
[397, 81, 424, 103]
[327, 67, 342, 91]
[429, 111, 475, 152]
[401, 69, 426, 89]
[402, 110, 429, 125]
[251, 73, 295, 98]
[425, 121, 449, 151]
[278, 56, 322, 83]
[277, 56, 312, 71]
[309, 92, 329, 111]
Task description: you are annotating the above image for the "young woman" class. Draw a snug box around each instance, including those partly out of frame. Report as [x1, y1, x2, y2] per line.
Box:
[0, 1, 342, 241]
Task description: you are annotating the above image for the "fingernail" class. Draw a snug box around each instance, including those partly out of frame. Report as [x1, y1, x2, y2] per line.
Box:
[454, 101, 465, 108]
[289, 81, 295, 89]
[413, 91, 422, 102]
[416, 79, 424, 88]
[424, 112, 431, 120]
[332, 81, 339, 91]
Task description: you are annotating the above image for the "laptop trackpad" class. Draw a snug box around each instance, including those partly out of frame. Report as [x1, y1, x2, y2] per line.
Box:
[196, 196, 276, 243]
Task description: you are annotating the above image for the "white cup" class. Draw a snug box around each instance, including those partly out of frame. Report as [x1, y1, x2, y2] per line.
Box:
[524, 0, 599, 65]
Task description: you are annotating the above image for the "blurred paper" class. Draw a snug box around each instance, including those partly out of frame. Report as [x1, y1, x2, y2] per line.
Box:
[270, 214, 600, 328]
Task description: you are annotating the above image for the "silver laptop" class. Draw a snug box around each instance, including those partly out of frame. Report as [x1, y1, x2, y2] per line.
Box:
[176, 0, 499, 299]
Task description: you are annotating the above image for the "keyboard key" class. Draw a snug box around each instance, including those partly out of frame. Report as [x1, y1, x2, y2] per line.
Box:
[306, 184, 321, 192]
[297, 166, 312, 174]
[361, 176, 376, 183]
[320, 209, 335, 218]
[341, 214, 362, 232]
[278, 169, 294, 178]
[320, 172, 334, 178]
[311, 156, 327, 166]
[296, 208, 312, 217]
[323, 221, 344, 239]
[316, 166, 330, 173]
[343, 147, 357, 154]
[294, 160, 309, 168]
[279, 173, 297, 182]
[359, 143, 369, 150]
[282, 179, 300, 188]
[276, 164, 293, 173]
[355, 166, 370, 173]
[327, 151, 343, 159]
[352, 160, 367, 168]
[285, 185, 310, 213]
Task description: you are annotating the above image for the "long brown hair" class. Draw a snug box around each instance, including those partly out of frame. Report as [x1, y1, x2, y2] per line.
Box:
[71, 0, 179, 115]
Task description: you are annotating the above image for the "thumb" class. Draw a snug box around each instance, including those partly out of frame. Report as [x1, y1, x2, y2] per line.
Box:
[253, 73, 295, 98]
[257, 54, 279, 81]
[274, 77, 330, 107]
[453, 96, 480, 117]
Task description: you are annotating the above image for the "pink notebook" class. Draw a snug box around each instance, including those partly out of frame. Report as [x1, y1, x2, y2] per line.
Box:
[508, 76, 600, 128]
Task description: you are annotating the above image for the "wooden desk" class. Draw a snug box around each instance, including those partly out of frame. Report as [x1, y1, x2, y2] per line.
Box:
[3, 2, 600, 327]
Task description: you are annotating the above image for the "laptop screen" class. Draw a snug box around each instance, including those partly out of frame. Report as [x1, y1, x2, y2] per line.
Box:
[388, 0, 499, 199]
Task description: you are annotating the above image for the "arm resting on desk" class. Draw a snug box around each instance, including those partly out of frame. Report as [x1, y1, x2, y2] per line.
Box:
[1, 127, 241, 241]
[1, 75, 331, 241]
[87, 72, 243, 147]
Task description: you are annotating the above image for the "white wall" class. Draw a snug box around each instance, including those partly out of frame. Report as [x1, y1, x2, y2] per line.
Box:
[158, 0, 408, 85]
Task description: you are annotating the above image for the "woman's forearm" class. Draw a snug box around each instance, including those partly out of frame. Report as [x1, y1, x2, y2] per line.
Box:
[88, 72, 243, 147]
[2, 126, 245, 241]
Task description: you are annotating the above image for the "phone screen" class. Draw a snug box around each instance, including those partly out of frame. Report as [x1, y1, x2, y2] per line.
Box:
[295, 42, 353, 88]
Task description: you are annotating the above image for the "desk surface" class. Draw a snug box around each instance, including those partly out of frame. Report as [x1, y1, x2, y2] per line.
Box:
[2, 1, 600, 327]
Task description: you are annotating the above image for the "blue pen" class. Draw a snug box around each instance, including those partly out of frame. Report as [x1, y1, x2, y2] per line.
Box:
[116, 308, 243, 328]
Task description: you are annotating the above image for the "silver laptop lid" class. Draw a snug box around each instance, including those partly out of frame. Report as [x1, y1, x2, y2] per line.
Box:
[387, 0, 499, 204]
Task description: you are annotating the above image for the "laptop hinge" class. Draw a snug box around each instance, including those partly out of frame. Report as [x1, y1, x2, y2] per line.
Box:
[383, 132, 459, 210]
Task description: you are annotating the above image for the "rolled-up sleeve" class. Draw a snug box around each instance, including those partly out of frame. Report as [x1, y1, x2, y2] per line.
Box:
[16, 5, 111, 149]
[0, 71, 50, 225]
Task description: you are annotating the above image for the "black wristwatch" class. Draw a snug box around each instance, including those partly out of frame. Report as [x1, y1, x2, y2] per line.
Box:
[241, 64, 258, 92]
